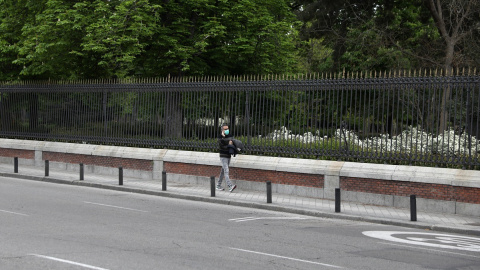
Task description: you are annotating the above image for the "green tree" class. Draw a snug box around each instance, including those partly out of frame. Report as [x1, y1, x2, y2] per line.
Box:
[423, 0, 480, 132]
[1, 0, 300, 79]
[0, 0, 47, 80]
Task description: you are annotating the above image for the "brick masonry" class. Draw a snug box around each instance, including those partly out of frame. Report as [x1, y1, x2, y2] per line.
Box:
[1, 146, 478, 204]
[340, 176, 480, 204]
[43, 152, 153, 171]
[0, 148, 34, 159]
[165, 161, 324, 188]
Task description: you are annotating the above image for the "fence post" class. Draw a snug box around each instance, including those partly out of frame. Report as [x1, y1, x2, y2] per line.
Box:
[335, 188, 341, 213]
[14, 157, 18, 173]
[162, 171, 167, 191]
[80, 163, 84, 180]
[119, 167, 123, 186]
[45, 160, 49, 177]
[266, 181, 272, 203]
[210, 176, 215, 197]
[410, 195, 417, 221]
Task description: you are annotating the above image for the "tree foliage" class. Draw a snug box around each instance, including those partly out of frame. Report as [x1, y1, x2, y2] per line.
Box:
[293, 0, 480, 73]
[0, 0, 300, 80]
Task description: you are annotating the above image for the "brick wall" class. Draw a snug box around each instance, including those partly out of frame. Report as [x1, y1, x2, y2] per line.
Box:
[0, 145, 478, 205]
[340, 176, 480, 204]
[43, 152, 152, 171]
[0, 148, 34, 159]
[165, 161, 324, 188]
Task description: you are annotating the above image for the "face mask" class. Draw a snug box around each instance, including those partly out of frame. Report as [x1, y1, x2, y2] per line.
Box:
[224, 130, 229, 135]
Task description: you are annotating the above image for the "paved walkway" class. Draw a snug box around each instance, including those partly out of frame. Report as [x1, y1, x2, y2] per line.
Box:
[1, 163, 479, 236]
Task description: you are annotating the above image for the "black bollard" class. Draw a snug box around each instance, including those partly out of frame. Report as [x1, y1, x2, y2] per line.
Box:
[14, 157, 18, 173]
[80, 163, 84, 180]
[210, 176, 215, 197]
[162, 171, 166, 191]
[119, 167, 123, 186]
[45, 160, 49, 177]
[335, 188, 341, 213]
[410, 195, 417, 221]
[266, 181, 272, 203]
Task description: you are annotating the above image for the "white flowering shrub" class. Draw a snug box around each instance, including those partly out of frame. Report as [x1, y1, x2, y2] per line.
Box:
[265, 126, 326, 144]
[266, 126, 479, 157]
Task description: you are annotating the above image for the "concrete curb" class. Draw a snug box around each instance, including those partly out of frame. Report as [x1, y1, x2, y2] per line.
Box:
[2, 172, 479, 237]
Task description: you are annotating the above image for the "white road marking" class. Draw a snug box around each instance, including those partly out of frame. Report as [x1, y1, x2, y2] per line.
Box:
[378, 242, 480, 259]
[229, 216, 310, 222]
[30, 254, 109, 270]
[0, 209, 28, 216]
[363, 231, 480, 252]
[229, 247, 343, 268]
[83, 202, 148, 213]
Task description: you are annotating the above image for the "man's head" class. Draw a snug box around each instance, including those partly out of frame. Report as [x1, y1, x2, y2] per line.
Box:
[221, 124, 229, 135]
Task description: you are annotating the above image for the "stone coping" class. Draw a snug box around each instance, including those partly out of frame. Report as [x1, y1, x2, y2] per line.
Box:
[1, 139, 479, 188]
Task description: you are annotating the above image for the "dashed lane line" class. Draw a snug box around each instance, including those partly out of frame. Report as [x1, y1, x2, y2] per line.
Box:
[30, 254, 109, 270]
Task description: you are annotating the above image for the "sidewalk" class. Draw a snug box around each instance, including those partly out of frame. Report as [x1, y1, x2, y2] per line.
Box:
[1, 163, 479, 236]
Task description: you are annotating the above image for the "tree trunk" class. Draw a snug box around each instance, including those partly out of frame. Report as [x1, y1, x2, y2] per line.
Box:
[28, 94, 39, 131]
[438, 42, 455, 133]
[164, 91, 183, 138]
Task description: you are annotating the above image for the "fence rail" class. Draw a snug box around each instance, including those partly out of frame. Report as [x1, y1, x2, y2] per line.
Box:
[1, 74, 479, 169]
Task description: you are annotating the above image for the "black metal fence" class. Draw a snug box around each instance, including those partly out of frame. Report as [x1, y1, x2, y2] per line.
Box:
[1, 73, 479, 168]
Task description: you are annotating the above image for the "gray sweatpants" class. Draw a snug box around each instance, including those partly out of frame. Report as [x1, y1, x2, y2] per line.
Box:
[218, 157, 233, 187]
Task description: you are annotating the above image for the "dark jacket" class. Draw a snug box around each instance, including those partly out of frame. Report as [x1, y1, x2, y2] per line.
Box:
[218, 133, 233, 158]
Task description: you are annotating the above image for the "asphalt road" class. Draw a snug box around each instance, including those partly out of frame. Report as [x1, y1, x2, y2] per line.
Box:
[1, 176, 479, 270]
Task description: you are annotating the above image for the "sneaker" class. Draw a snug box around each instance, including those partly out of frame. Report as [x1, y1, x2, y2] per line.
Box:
[229, 185, 237, 192]
[216, 186, 224, 191]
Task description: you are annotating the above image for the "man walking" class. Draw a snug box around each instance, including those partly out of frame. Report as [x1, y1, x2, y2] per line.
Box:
[217, 124, 237, 192]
